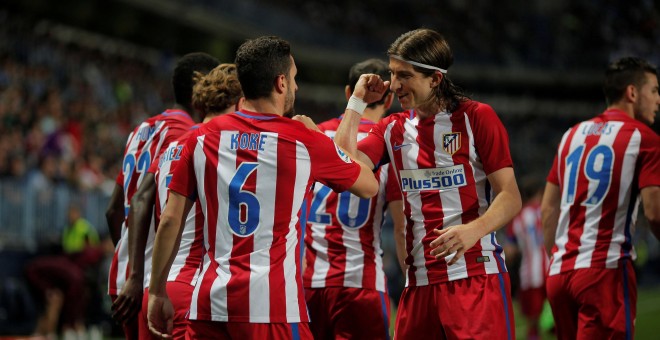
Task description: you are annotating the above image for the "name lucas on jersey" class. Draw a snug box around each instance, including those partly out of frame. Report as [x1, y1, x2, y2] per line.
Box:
[582, 122, 613, 136]
[230, 133, 268, 151]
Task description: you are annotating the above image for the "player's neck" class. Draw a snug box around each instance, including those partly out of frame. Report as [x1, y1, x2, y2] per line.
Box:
[361, 108, 385, 123]
[241, 98, 283, 116]
[607, 103, 634, 119]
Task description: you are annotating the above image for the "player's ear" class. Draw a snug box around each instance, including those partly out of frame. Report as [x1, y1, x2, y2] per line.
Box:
[383, 92, 394, 110]
[624, 84, 637, 103]
[236, 97, 245, 111]
[430, 71, 443, 88]
[345, 85, 352, 101]
[275, 74, 287, 94]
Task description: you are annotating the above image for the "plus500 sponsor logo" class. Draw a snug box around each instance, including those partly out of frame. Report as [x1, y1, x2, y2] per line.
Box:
[399, 165, 467, 192]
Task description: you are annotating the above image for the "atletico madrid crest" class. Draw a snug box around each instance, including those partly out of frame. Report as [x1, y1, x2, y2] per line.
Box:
[442, 132, 461, 155]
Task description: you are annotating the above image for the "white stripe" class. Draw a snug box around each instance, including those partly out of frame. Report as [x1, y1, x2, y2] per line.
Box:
[575, 124, 622, 268]
[249, 132, 277, 322]
[434, 113, 468, 281]
[549, 124, 588, 275]
[287, 140, 312, 322]
[212, 132, 235, 319]
[189, 253, 212, 319]
[606, 128, 640, 266]
[391, 119, 429, 286]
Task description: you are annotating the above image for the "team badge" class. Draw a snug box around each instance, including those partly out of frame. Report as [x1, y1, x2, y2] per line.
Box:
[442, 132, 461, 155]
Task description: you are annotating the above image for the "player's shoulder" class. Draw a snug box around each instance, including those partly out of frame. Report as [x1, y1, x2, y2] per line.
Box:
[317, 117, 342, 132]
[457, 99, 496, 117]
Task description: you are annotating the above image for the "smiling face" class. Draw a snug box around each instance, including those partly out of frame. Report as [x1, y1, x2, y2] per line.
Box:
[388, 57, 437, 118]
[633, 72, 660, 125]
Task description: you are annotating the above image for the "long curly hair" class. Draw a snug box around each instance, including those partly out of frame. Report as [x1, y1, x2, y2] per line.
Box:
[192, 63, 243, 118]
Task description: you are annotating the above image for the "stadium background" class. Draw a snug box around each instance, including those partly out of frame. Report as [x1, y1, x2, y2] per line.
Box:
[0, 0, 658, 338]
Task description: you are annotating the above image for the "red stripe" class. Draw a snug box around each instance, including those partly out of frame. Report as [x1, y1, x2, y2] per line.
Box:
[389, 118, 417, 286]
[177, 203, 206, 283]
[269, 136, 293, 320]
[452, 113, 486, 276]
[561, 130, 600, 271]
[108, 245, 119, 294]
[226, 142, 258, 321]
[415, 119, 446, 281]
[196, 133, 220, 318]
[591, 128, 632, 266]
[323, 194, 347, 285]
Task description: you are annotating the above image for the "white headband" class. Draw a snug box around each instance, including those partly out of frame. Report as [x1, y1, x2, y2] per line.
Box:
[390, 55, 447, 74]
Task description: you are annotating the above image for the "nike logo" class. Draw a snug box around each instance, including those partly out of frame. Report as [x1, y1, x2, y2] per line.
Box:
[393, 143, 412, 151]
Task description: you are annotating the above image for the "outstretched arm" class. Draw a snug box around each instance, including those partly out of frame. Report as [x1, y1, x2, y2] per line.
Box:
[430, 167, 522, 265]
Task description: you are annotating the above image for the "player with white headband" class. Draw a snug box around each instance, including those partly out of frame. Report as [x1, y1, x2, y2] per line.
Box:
[335, 28, 521, 339]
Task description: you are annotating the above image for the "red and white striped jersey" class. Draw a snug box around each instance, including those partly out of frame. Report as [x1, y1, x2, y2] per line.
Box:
[358, 101, 513, 287]
[506, 201, 549, 289]
[108, 110, 194, 295]
[304, 116, 402, 292]
[167, 110, 363, 323]
[140, 125, 205, 289]
[546, 109, 660, 276]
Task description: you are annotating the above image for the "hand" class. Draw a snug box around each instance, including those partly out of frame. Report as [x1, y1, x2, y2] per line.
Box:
[148, 293, 174, 339]
[353, 74, 391, 104]
[292, 114, 321, 132]
[111, 275, 143, 324]
[429, 223, 484, 265]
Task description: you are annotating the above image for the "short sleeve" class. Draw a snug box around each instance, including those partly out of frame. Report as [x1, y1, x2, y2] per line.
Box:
[547, 153, 560, 185]
[358, 116, 393, 167]
[637, 129, 660, 189]
[309, 133, 362, 193]
[470, 104, 513, 174]
[167, 133, 199, 201]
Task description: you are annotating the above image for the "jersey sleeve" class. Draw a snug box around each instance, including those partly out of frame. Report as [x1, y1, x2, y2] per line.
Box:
[167, 133, 199, 201]
[471, 104, 513, 174]
[547, 153, 560, 185]
[358, 116, 392, 167]
[147, 154, 161, 174]
[637, 129, 660, 189]
[384, 164, 402, 202]
[309, 133, 362, 193]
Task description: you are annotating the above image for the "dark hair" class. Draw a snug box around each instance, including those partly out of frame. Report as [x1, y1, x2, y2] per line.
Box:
[388, 28, 468, 111]
[604, 57, 657, 105]
[235, 36, 292, 100]
[172, 53, 221, 109]
[192, 64, 243, 118]
[348, 58, 391, 108]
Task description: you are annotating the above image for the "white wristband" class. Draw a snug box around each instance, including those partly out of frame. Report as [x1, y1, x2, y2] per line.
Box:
[346, 95, 368, 115]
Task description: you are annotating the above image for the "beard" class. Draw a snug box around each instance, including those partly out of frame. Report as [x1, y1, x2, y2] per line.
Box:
[283, 88, 295, 118]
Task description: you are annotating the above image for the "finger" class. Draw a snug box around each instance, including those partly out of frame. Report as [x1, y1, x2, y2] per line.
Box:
[436, 243, 461, 259]
[429, 231, 451, 248]
[111, 295, 126, 310]
[114, 298, 137, 323]
[447, 249, 466, 266]
[149, 324, 167, 339]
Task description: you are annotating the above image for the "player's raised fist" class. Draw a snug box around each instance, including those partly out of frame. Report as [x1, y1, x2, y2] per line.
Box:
[353, 74, 391, 104]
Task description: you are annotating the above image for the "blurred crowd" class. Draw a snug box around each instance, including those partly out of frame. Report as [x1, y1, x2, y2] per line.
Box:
[0, 11, 175, 194]
[191, 0, 660, 68]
